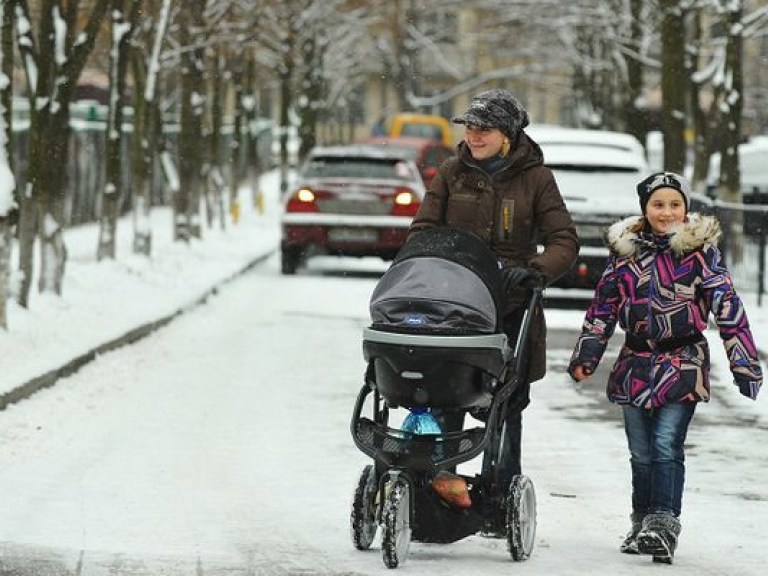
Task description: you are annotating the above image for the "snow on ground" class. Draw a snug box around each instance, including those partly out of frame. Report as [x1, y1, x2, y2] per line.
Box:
[0, 170, 766, 575]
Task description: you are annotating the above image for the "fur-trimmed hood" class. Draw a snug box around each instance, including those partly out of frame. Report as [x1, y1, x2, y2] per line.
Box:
[606, 212, 722, 258]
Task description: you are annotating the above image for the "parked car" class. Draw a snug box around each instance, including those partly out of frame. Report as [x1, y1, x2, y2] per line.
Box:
[705, 136, 768, 236]
[526, 124, 651, 293]
[707, 136, 768, 198]
[280, 145, 426, 274]
[355, 135, 455, 187]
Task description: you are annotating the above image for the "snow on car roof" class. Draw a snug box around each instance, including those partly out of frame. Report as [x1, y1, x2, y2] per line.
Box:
[526, 124, 646, 150]
[526, 124, 649, 171]
[307, 144, 417, 161]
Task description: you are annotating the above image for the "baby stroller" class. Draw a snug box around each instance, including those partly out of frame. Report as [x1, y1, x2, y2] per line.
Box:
[349, 226, 543, 568]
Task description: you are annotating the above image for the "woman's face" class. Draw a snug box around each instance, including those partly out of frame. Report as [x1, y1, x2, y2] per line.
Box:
[644, 187, 687, 234]
[464, 124, 505, 160]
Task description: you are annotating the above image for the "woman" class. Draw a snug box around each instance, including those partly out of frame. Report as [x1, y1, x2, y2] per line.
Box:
[569, 171, 762, 563]
[408, 88, 578, 496]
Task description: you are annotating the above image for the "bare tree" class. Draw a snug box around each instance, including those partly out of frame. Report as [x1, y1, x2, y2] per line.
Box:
[14, 0, 110, 303]
[716, 0, 745, 204]
[130, 0, 174, 256]
[176, 0, 207, 241]
[688, 5, 715, 192]
[0, 0, 15, 329]
[659, 0, 687, 172]
[623, 0, 652, 142]
[715, 0, 746, 264]
[202, 43, 227, 230]
[98, 0, 142, 261]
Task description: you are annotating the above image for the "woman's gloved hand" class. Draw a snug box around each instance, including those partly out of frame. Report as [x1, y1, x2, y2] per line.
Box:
[501, 267, 544, 294]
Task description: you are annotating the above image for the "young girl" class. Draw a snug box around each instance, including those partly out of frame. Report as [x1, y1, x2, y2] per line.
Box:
[568, 171, 762, 564]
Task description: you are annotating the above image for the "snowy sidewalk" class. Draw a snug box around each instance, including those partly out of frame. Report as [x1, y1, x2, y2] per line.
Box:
[1, 181, 281, 410]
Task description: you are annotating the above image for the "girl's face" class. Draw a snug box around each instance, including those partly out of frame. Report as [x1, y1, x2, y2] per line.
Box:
[464, 125, 505, 160]
[645, 187, 687, 234]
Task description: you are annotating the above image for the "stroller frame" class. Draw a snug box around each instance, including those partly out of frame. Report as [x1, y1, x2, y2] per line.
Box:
[350, 282, 542, 568]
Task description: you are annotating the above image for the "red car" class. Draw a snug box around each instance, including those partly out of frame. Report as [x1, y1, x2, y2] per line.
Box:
[355, 136, 455, 188]
[280, 145, 427, 274]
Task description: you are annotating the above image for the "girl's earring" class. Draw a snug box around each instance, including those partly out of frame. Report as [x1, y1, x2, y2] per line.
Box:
[501, 137, 510, 156]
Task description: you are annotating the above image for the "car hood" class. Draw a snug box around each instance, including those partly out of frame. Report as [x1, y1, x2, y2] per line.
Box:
[553, 169, 640, 217]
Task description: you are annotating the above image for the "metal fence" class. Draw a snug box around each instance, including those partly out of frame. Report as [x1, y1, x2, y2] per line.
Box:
[691, 195, 768, 305]
[11, 104, 275, 227]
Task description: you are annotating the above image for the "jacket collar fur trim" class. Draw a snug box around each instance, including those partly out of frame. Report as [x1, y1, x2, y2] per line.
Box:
[606, 212, 722, 258]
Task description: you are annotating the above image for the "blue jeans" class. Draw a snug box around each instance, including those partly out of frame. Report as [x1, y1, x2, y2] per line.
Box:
[622, 403, 696, 518]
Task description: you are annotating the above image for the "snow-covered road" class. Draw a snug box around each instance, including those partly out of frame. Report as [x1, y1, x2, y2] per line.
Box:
[0, 255, 765, 575]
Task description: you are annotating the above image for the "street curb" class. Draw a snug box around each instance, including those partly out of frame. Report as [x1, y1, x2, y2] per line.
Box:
[0, 250, 276, 412]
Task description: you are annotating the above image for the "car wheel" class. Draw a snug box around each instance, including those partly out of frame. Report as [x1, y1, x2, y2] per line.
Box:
[281, 247, 302, 275]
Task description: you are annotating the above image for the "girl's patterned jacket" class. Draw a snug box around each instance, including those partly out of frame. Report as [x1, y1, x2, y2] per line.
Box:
[568, 213, 762, 407]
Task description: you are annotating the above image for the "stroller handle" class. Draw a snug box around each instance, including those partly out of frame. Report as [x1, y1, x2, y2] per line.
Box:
[509, 284, 543, 380]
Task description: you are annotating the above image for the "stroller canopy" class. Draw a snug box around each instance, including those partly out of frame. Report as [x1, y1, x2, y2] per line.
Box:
[370, 227, 504, 334]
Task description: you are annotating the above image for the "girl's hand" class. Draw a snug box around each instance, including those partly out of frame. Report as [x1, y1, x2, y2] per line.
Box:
[571, 365, 593, 382]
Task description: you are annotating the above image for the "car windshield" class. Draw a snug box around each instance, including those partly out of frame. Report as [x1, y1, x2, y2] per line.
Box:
[367, 145, 418, 160]
[400, 123, 444, 140]
[541, 143, 646, 172]
[303, 156, 415, 180]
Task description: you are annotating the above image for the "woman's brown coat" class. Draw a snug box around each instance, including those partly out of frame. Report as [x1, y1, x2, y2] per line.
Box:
[409, 134, 579, 381]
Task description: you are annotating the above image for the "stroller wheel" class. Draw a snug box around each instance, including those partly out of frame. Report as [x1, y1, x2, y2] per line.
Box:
[381, 476, 412, 568]
[506, 474, 537, 561]
[350, 464, 378, 550]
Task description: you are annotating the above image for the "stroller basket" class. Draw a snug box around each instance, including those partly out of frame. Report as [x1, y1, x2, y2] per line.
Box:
[352, 400, 491, 472]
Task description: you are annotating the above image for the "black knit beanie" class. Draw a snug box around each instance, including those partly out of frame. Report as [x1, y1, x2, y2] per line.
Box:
[636, 171, 691, 214]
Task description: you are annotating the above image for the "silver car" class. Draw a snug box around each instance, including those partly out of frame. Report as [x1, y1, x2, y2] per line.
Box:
[526, 125, 650, 295]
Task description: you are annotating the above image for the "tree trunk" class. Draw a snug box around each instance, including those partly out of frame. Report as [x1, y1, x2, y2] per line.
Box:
[688, 8, 711, 193]
[177, 3, 206, 242]
[36, 109, 70, 295]
[623, 0, 648, 144]
[205, 49, 225, 231]
[0, 218, 9, 329]
[278, 58, 293, 196]
[719, 2, 745, 265]
[660, 0, 687, 173]
[243, 56, 261, 210]
[16, 195, 36, 308]
[98, 0, 135, 261]
[0, 0, 15, 328]
[131, 48, 152, 256]
[391, 0, 410, 112]
[132, 0, 172, 256]
[228, 48, 244, 222]
[298, 35, 320, 162]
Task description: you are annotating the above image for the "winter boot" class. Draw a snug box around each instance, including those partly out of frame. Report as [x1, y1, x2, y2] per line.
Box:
[636, 512, 681, 564]
[619, 512, 644, 554]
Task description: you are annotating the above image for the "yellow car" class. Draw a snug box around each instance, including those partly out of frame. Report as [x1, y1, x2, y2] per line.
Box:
[388, 113, 455, 146]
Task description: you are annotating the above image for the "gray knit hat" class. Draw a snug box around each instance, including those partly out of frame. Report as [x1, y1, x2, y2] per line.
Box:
[451, 89, 529, 141]
[636, 171, 691, 214]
